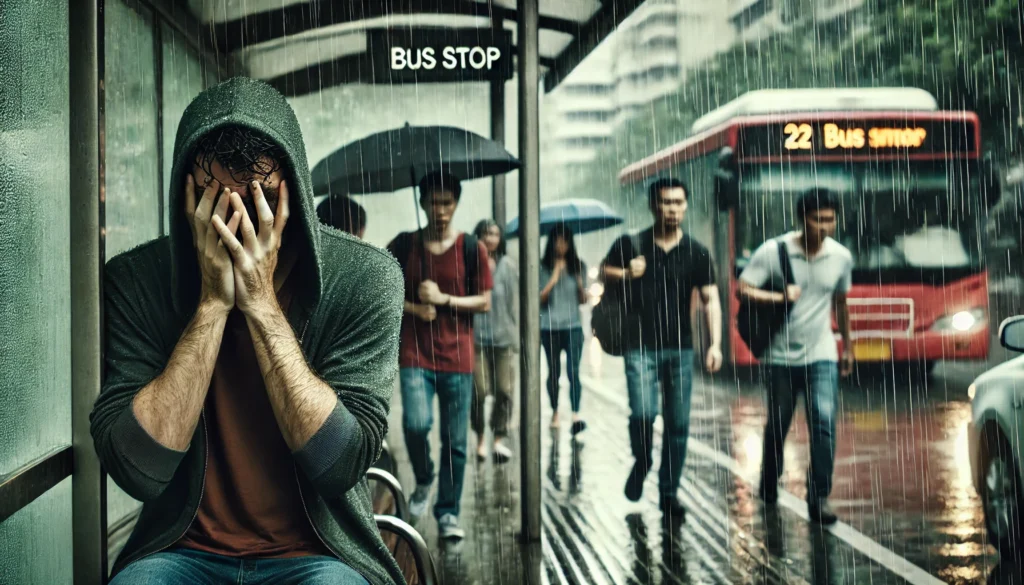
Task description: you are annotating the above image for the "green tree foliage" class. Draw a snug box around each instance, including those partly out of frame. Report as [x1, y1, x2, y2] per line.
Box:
[556, 0, 1022, 200]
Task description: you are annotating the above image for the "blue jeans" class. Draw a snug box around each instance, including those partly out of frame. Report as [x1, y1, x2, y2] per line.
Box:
[540, 327, 584, 412]
[760, 362, 839, 502]
[109, 548, 368, 585]
[400, 367, 472, 519]
[624, 348, 694, 497]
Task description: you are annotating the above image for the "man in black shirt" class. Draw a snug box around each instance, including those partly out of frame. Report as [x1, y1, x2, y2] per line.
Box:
[600, 178, 723, 520]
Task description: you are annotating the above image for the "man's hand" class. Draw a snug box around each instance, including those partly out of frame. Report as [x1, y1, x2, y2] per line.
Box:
[705, 345, 723, 373]
[185, 175, 242, 313]
[785, 284, 802, 304]
[211, 180, 289, 316]
[628, 256, 646, 280]
[841, 349, 854, 377]
[415, 304, 438, 322]
[418, 280, 449, 306]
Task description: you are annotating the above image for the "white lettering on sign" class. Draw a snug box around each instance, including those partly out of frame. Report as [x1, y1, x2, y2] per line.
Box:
[391, 46, 502, 71]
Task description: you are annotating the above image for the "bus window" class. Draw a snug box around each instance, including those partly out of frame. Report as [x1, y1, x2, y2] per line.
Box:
[735, 161, 983, 283]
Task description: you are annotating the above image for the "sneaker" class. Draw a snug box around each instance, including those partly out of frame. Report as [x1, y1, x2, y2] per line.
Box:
[439, 514, 465, 541]
[476, 442, 488, 462]
[624, 462, 647, 502]
[493, 440, 513, 464]
[570, 419, 587, 435]
[809, 499, 838, 525]
[659, 494, 687, 522]
[408, 483, 431, 519]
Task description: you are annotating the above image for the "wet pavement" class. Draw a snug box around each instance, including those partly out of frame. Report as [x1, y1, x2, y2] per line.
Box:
[384, 331, 1024, 585]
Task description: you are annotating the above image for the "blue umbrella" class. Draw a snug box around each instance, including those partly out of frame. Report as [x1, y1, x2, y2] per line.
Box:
[505, 198, 624, 238]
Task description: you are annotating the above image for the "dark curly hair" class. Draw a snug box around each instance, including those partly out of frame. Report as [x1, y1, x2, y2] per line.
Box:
[192, 125, 287, 185]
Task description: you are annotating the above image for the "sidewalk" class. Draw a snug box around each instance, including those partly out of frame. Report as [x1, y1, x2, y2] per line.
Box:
[382, 337, 947, 584]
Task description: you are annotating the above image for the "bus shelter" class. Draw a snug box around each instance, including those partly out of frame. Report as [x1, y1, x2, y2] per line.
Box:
[0, 1, 647, 583]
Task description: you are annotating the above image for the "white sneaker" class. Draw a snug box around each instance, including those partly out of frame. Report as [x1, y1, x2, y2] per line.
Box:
[493, 440, 513, 464]
[439, 514, 465, 541]
[408, 483, 431, 519]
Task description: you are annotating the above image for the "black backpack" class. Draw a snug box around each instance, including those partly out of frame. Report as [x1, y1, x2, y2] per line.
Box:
[736, 240, 795, 358]
[591, 234, 642, 356]
[390, 230, 480, 296]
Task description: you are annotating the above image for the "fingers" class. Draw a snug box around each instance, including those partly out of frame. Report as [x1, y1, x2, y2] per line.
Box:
[194, 178, 220, 224]
[184, 174, 196, 221]
[228, 191, 258, 249]
[206, 188, 233, 255]
[274, 179, 290, 237]
[251, 181, 275, 241]
[211, 213, 245, 258]
[222, 211, 242, 246]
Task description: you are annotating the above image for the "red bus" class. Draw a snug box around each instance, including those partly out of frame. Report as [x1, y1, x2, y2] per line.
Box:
[618, 88, 998, 369]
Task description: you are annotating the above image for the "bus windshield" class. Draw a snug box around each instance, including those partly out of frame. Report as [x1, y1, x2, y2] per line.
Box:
[734, 160, 984, 284]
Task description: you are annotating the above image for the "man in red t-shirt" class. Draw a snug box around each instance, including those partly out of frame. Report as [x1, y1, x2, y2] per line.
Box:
[387, 172, 493, 540]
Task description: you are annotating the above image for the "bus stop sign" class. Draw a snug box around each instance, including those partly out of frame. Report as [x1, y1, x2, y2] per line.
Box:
[369, 28, 514, 84]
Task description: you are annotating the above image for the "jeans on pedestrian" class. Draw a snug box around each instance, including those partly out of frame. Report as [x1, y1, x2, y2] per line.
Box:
[472, 345, 516, 437]
[760, 361, 839, 502]
[109, 547, 369, 585]
[400, 367, 472, 519]
[540, 327, 584, 412]
[623, 348, 694, 498]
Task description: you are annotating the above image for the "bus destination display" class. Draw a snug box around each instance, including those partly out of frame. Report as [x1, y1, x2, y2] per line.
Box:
[739, 119, 976, 158]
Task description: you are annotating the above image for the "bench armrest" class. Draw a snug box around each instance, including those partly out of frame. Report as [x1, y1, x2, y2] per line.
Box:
[375, 514, 437, 585]
[366, 467, 409, 521]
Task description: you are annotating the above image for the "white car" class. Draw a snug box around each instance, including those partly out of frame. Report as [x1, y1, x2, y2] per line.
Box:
[968, 316, 1024, 555]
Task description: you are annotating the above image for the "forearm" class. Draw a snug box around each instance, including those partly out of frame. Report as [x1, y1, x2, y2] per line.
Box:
[738, 282, 785, 304]
[836, 301, 852, 346]
[705, 296, 723, 348]
[539, 274, 559, 304]
[246, 303, 338, 451]
[403, 300, 423, 314]
[447, 293, 491, 313]
[131, 299, 227, 451]
[601, 264, 627, 282]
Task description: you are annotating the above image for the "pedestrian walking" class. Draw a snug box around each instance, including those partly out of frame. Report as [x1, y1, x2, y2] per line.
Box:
[471, 219, 518, 463]
[386, 171, 493, 540]
[540, 223, 590, 435]
[600, 178, 723, 521]
[738, 188, 854, 526]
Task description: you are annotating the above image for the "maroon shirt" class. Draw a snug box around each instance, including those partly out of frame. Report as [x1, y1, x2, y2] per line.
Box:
[393, 233, 493, 374]
[177, 284, 328, 558]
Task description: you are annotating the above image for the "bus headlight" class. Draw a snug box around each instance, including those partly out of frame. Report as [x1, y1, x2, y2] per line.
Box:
[932, 308, 986, 333]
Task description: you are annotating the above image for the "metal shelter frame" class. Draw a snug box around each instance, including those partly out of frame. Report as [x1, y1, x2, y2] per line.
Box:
[0, 1, 652, 583]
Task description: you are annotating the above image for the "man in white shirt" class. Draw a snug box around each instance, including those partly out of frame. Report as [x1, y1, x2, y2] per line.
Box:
[738, 189, 854, 525]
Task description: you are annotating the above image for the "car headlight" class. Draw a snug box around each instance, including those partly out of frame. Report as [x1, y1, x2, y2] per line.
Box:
[968, 383, 976, 400]
[932, 307, 986, 333]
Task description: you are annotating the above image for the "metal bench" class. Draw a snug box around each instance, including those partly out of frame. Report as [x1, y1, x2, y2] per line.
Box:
[367, 462, 437, 585]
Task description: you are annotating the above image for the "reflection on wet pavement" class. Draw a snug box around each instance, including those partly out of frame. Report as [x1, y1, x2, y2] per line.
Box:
[384, 336, 1012, 584]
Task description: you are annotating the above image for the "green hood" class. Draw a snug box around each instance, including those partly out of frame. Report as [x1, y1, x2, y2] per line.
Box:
[168, 76, 321, 315]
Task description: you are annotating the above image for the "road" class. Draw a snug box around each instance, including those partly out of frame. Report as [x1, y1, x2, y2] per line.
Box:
[385, 291, 1024, 584]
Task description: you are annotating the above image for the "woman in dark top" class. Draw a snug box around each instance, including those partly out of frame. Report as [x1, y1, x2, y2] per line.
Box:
[472, 220, 518, 463]
[539, 223, 589, 435]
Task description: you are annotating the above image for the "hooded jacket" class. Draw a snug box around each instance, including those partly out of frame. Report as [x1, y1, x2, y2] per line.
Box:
[90, 77, 405, 584]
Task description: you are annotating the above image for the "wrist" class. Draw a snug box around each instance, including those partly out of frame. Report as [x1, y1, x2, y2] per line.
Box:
[445, 294, 453, 307]
[243, 297, 282, 322]
[199, 294, 232, 317]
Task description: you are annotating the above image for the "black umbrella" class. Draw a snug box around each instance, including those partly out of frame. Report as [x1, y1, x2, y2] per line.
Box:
[311, 123, 520, 196]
